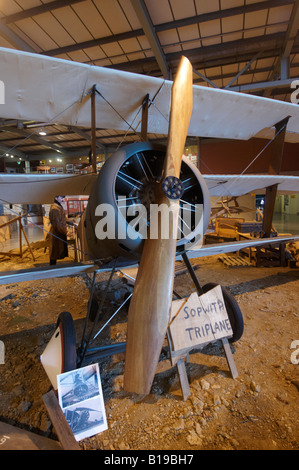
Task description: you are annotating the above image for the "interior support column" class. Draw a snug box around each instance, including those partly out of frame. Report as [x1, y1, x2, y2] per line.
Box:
[262, 116, 290, 238]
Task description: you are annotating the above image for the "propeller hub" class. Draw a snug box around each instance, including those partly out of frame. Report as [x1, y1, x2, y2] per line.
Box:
[162, 176, 184, 200]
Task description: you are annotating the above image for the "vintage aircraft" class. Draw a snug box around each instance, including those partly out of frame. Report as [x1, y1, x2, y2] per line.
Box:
[1, 47, 299, 394]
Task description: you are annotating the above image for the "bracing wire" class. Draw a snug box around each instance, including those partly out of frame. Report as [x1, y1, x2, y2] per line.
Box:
[0, 92, 91, 159]
[209, 122, 288, 210]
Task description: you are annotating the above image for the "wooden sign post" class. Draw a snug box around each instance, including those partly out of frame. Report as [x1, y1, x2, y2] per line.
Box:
[168, 285, 239, 400]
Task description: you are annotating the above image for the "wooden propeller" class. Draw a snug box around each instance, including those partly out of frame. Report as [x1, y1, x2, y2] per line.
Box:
[123, 56, 193, 394]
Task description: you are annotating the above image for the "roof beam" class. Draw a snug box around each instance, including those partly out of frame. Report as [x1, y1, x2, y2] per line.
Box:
[3, 127, 74, 157]
[194, 65, 274, 86]
[0, 144, 27, 159]
[25, 147, 98, 159]
[156, 0, 295, 33]
[109, 32, 287, 75]
[3, 0, 85, 24]
[3, 0, 294, 26]
[0, 22, 35, 52]
[263, 2, 299, 96]
[68, 126, 106, 151]
[193, 69, 219, 88]
[130, 0, 170, 79]
[41, 0, 295, 58]
[224, 52, 262, 89]
[282, 0, 299, 58]
[45, 29, 144, 57]
[229, 78, 295, 93]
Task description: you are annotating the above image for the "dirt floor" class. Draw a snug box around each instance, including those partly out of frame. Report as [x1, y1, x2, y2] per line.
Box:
[0, 240, 298, 451]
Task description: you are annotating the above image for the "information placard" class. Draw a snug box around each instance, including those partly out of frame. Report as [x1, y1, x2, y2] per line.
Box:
[169, 285, 232, 351]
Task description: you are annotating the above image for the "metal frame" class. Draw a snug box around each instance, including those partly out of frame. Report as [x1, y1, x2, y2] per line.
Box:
[77, 260, 130, 366]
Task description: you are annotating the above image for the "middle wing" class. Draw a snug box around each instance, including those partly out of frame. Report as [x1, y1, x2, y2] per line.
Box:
[204, 174, 299, 197]
[0, 173, 97, 205]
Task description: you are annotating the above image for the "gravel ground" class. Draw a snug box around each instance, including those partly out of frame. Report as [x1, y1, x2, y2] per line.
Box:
[0, 242, 298, 450]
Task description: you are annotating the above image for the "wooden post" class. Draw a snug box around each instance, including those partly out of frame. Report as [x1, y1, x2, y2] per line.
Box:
[221, 338, 239, 379]
[0, 215, 35, 261]
[262, 116, 290, 238]
[0, 420, 62, 450]
[18, 214, 22, 258]
[91, 84, 97, 174]
[176, 358, 191, 401]
[42, 390, 81, 451]
[20, 222, 36, 261]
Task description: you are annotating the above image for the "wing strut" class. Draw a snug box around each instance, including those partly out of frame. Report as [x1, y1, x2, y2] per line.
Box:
[91, 84, 97, 173]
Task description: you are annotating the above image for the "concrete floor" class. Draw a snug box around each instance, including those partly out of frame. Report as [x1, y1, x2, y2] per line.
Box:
[0, 225, 45, 252]
[273, 213, 299, 235]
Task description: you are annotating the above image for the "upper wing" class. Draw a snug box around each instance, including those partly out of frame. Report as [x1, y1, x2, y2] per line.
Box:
[204, 174, 299, 197]
[1, 47, 299, 142]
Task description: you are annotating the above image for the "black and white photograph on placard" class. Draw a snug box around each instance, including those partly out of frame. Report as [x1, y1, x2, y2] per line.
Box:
[57, 363, 107, 441]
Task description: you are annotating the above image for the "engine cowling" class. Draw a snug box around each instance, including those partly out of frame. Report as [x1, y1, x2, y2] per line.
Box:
[78, 142, 210, 263]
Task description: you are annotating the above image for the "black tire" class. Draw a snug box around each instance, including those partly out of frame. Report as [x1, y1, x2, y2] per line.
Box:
[56, 311, 77, 373]
[202, 283, 244, 343]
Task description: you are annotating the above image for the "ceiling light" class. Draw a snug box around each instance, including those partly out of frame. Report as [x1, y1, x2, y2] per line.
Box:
[39, 131, 47, 136]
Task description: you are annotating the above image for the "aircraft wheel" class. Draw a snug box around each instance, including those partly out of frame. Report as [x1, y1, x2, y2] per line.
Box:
[202, 283, 244, 343]
[56, 311, 77, 373]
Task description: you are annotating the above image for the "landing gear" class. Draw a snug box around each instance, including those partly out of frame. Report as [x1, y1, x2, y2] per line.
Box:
[56, 311, 77, 372]
[40, 311, 77, 390]
[41, 266, 244, 391]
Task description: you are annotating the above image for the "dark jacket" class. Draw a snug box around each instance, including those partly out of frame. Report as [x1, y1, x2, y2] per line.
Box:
[49, 202, 68, 260]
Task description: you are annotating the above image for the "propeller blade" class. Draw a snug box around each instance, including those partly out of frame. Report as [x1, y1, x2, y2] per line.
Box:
[124, 57, 193, 394]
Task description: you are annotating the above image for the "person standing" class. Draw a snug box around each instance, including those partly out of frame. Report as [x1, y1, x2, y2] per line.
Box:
[48, 195, 68, 265]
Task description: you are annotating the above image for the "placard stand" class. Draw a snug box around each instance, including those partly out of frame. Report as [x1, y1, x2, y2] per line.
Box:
[167, 331, 238, 401]
[168, 252, 239, 401]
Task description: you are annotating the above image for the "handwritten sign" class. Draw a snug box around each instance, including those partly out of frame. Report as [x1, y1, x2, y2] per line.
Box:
[169, 286, 232, 351]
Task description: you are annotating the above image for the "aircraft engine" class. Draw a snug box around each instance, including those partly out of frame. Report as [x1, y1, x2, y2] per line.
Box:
[78, 142, 211, 263]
